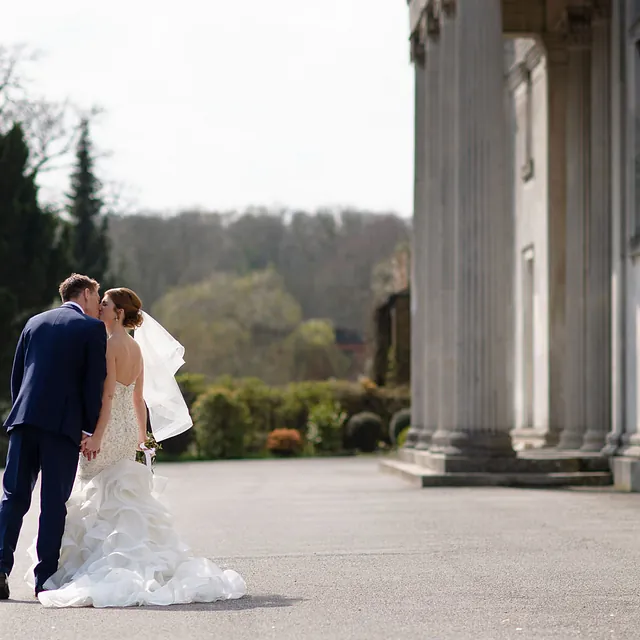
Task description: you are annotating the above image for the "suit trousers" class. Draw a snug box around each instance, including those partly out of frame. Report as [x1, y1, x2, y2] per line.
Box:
[0, 425, 79, 589]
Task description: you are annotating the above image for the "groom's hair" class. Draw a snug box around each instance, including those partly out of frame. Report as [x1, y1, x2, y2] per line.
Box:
[59, 274, 100, 302]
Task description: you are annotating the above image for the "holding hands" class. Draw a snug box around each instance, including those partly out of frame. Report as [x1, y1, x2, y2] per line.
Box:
[80, 433, 101, 460]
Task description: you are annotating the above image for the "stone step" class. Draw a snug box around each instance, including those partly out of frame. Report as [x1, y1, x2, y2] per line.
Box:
[396, 448, 611, 474]
[380, 458, 613, 489]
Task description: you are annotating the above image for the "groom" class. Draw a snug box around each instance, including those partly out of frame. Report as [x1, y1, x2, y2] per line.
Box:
[0, 273, 107, 599]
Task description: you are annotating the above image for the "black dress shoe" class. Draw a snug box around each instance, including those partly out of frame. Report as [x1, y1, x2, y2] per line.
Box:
[0, 573, 9, 600]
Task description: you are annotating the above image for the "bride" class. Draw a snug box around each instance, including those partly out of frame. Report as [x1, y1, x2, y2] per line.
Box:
[30, 287, 246, 608]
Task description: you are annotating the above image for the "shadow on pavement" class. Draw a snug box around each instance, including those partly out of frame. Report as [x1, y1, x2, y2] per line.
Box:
[122, 594, 305, 613]
[2, 594, 304, 611]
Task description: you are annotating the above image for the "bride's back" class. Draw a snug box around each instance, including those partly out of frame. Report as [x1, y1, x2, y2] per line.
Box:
[110, 332, 143, 387]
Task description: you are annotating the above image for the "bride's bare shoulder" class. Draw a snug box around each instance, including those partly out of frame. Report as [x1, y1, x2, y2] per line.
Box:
[126, 332, 142, 352]
[107, 332, 141, 357]
[125, 333, 143, 367]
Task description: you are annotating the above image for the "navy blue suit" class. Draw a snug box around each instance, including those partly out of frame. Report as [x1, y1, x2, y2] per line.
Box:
[0, 303, 107, 590]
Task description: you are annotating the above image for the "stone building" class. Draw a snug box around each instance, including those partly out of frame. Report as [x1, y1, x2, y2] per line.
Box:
[382, 0, 640, 489]
[371, 289, 411, 387]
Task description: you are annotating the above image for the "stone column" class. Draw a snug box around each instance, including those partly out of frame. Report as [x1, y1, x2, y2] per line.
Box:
[605, 0, 626, 456]
[417, 7, 442, 449]
[543, 37, 569, 446]
[582, 5, 612, 451]
[406, 57, 427, 448]
[429, 0, 515, 458]
[437, 2, 457, 446]
[558, 15, 591, 449]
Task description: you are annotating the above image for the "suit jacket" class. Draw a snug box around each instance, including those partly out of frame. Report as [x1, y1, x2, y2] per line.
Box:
[3, 304, 107, 445]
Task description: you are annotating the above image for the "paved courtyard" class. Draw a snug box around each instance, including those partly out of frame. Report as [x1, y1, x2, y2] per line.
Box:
[2, 457, 640, 639]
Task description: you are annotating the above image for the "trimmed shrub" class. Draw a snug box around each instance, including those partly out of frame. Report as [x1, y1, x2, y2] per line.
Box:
[267, 428, 303, 457]
[389, 408, 411, 444]
[177, 373, 208, 408]
[160, 373, 209, 457]
[396, 426, 410, 448]
[192, 386, 251, 459]
[275, 380, 410, 436]
[328, 380, 409, 444]
[0, 433, 7, 468]
[180, 376, 410, 460]
[0, 401, 9, 467]
[235, 377, 283, 434]
[306, 401, 347, 454]
[346, 412, 383, 453]
[276, 381, 334, 432]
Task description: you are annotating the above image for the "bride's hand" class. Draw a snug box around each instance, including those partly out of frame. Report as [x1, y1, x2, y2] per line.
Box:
[82, 435, 102, 460]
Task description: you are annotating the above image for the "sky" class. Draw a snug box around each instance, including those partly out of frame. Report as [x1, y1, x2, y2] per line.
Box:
[1, 0, 415, 216]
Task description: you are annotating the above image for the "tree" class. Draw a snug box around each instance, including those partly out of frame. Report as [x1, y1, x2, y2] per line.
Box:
[0, 124, 70, 399]
[0, 45, 96, 175]
[109, 208, 411, 332]
[283, 319, 350, 382]
[153, 269, 303, 384]
[67, 119, 110, 284]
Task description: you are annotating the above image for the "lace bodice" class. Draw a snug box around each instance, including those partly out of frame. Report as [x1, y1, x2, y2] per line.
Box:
[77, 382, 139, 482]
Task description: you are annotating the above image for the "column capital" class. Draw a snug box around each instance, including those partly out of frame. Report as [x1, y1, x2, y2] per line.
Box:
[426, 1, 441, 39]
[441, 0, 456, 18]
[561, 6, 593, 50]
[410, 28, 427, 67]
[592, 0, 612, 21]
[542, 33, 569, 66]
[408, 0, 427, 66]
[408, 0, 442, 66]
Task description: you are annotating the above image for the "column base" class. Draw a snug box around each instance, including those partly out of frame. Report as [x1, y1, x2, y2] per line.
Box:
[601, 431, 623, 456]
[404, 426, 421, 448]
[415, 429, 435, 450]
[580, 428, 609, 452]
[403, 450, 594, 474]
[429, 428, 516, 459]
[385, 448, 612, 487]
[612, 457, 640, 492]
[510, 427, 556, 451]
[557, 431, 586, 450]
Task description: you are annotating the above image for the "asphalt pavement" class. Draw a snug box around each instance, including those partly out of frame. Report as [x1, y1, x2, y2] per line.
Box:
[1, 456, 640, 640]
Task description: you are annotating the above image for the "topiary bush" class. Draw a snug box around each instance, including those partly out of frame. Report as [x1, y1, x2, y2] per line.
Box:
[346, 412, 383, 453]
[192, 386, 251, 459]
[306, 401, 347, 455]
[267, 428, 303, 457]
[160, 373, 209, 458]
[389, 408, 411, 444]
[174, 377, 410, 460]
[327, 380, 409, 443]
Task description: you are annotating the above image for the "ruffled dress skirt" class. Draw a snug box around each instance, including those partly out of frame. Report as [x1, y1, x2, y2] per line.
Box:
[27, 460, 246, 608]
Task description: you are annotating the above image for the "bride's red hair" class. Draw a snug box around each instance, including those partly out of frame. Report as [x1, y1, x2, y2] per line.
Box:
[105, 288, 144, 329]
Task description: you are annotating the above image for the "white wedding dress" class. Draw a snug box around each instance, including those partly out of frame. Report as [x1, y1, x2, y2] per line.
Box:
[27, 382, 246, 608]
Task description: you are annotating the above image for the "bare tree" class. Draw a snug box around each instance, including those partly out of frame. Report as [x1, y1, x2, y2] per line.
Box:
[0, 44, 36, 116]
[0, 44, 101, 175]
[101, 180, 139, 217]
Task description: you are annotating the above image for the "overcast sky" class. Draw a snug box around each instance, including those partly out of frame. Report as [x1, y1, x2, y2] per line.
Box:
[1, 0, 414, 216]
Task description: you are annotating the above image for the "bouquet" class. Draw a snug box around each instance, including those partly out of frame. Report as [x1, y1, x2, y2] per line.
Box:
[135, 433, 162, 473]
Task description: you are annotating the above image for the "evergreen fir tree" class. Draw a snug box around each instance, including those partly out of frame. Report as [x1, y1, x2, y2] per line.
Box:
[0, 124, 70, 402]
[67, 119, 111, 284]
